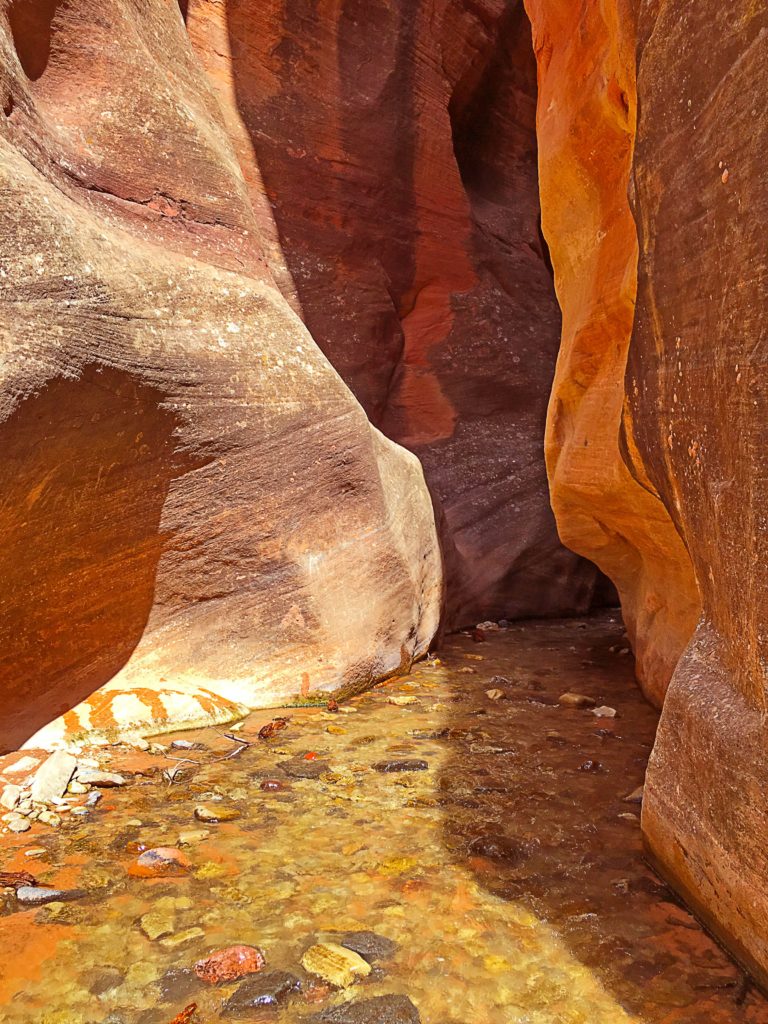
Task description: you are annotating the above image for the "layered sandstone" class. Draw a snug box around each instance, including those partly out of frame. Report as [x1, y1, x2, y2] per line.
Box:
[523, 0, 699, 706]
[186, 0, 603, 627]
[0, 0, 441, 752]
[629, 0, 768, 989]
[527, 0, 768, 986]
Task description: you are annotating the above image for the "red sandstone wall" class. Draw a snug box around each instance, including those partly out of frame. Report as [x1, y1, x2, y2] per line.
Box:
[186, 0, 604, 628]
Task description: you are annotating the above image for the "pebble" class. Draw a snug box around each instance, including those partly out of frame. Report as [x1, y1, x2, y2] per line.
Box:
[129, 847, 191, 878]
[140, 908, 177, 941]
[624, 785, 644, 804]
[558, 692, 596, 708]
[545, 731, 568, 745]
[578, 760, 605, 773]
[221, 970, 300, 1014]
[260, 779, 285, 791]
[38, 810, 61, 827]
[171, 739, 200, 750]
[592, 705, 617, 718]
[158, 967, 199, 1003]
[23, 848, 47, 858]
[485, 688, 505, 701]
[16, 885, 85, 906]
[178, 829, 210, 846]
[372, 759, 428, 773]
[6, 814, 30, 833]
[67, 780, 89, 794]
[30, 751, 77, 804]
[194, 945, 266, 984]
[301, 942, 372, 988]
[387, 696, 419, 707]
[308, 994, 421, 1023]
[194, 803, 241, 823]
[338, 930, 397, 962]
[76, 769, 126, 788]
[160, 927, 205, 948]
[1, 784, 21, 810]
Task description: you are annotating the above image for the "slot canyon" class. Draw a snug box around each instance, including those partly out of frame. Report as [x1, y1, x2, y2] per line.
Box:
[0, 1, 765, 1021]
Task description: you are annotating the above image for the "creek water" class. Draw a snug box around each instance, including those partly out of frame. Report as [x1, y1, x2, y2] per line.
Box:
[1, 613, 766, 1023]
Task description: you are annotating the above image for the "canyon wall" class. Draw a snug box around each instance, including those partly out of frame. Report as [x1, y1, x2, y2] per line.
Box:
[523, 0, 699, 707]
[186, 0, 603, 627]
[0, 0, 441, 752]
[527, 0, 768, 987]
[630, 0, 768, 990]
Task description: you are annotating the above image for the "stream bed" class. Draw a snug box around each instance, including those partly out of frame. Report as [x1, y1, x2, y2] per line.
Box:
[1, 613, 766, 1023]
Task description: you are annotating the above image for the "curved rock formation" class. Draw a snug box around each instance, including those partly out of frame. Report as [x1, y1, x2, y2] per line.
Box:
[0, 0, 441, 752]
[527, 0, 768, 986]
[186, 0, 603, 627]
[523, 0, 699, 706]
[629, 0, 768, 989]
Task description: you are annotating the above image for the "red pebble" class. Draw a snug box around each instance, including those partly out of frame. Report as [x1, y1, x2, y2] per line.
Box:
[194, 945, 265, 985]
[304, 751, 319, 761]
[260, 779, 284, 792]
[128, 847, 191, 878]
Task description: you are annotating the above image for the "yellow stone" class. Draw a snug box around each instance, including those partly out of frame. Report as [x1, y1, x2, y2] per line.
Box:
[300, 942, 371, 988]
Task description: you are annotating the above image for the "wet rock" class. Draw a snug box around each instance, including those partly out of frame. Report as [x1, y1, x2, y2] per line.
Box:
[86, 791, 103, 807]
[158, 967, 199, 1004]
[160, 927, 205, 948]
[5, 815, 30, 833]
[578, 760, 605, 773]
[278, 757, 330, 779]
[171, 739, 202, 751]
[372, 760, 428, 774]
[558, 693, 596, 708]
[178, 829, 210, 846]
[140, 907, 177, 941]
[485, 689, 505, 701]
[194, 945, 266, 984]
[16, 885, 86, 906]
[76, 769, 126, 787]
[591, 706, 617, 718]
[623, 785, 644, 804]
[194, 803, 241, 823]
[38, 809, 61, 827]
[301, 942, 372, 988]
[387, 696, 419, 707]
[1, 784, 21, 810]
[489, 675, 513, 687]
[222, 970, 301, 1014]
[67, 780, 89, 795]
[30, 751, 77, 804]
[306, 994, 421, 1023]
[338, 930, 397, 963]
[260, 779, 286, 792]
[467, 835, 529, 866]
[129, 847, 191, 878]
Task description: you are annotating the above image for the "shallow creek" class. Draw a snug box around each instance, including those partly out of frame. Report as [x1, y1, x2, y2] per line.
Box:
[1, 614, 767, 1024]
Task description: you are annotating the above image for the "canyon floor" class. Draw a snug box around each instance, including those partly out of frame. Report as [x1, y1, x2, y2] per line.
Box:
[1, 615, 766, 1024]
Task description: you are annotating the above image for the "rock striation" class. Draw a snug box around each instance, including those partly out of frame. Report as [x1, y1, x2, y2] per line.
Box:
[186, 0, 604, 627]
[527, 0, 768, 988]
[0, 0, 441, 751]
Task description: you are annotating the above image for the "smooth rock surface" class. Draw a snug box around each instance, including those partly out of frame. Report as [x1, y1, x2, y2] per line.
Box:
[0, 0, 441, 753]
[29, 751, 77, 803]
[222, 970, 301, 1014]
[307, 994, 421, 1024]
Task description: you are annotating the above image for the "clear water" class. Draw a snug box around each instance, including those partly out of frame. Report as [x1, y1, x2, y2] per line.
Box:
[2, 614, 766, 1023]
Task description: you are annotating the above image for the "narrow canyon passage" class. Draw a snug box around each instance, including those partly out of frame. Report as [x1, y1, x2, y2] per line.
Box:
[1, 618, 766, 1023]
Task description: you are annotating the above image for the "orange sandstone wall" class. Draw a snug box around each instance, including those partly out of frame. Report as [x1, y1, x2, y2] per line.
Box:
[523, 0, 699, 706]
